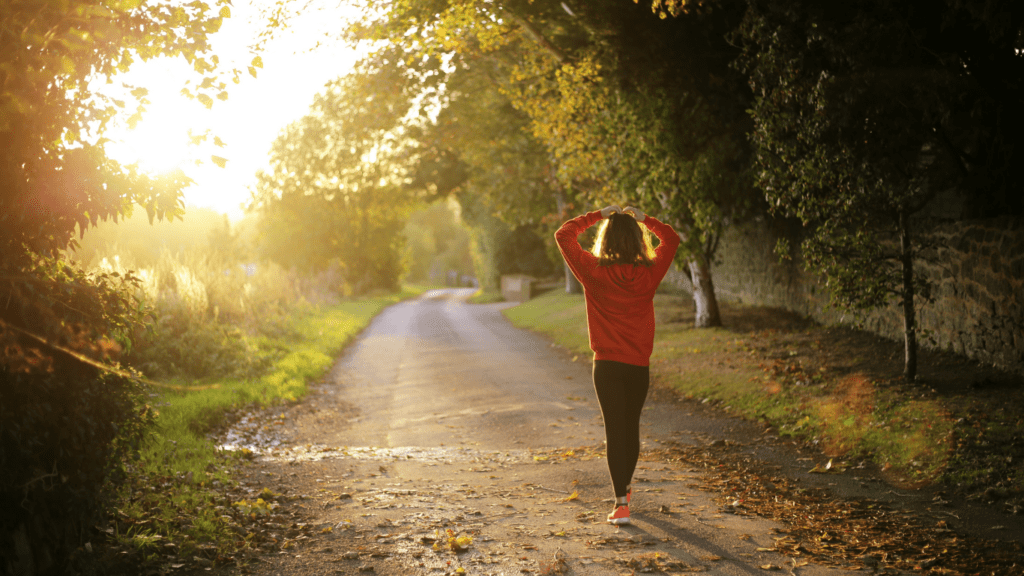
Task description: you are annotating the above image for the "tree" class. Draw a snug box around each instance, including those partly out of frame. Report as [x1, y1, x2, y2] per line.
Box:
[1, 0, 241, 569]
[250, 61, 423, 294]
[738, 0, 1024, 379]
[346, 0, 760, 325]
[403, 198, 475, 284]
[417, 57, 576, 291]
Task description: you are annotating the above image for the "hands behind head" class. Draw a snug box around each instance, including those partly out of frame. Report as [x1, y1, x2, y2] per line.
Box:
[622, 206, 646, 222]
[600, 205, 646, 221]
[600, 205, 622, 218]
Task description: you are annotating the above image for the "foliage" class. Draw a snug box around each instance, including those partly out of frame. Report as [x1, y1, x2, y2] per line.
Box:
[736, 0, 1024, 377]
[403, 199, 475, 284]
[1, 0, 251, 569]
[414, 56, 568, 290]
[250, 61, 424, 294]
[342, 0, 761, 321]
[80, 220, 344, 382]
[1, 0, 241, 263]
[0, 258, 154, 572]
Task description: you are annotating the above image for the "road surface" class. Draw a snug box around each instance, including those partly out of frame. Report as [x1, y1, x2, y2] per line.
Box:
[228, 289, 865, 575]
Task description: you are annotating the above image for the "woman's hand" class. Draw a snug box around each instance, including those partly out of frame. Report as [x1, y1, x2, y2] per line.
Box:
[623, 206, 646, 222]
[600, 205, 622, 218]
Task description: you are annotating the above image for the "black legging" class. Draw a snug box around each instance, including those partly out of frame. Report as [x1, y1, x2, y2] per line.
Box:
[592, 359, 650, 499]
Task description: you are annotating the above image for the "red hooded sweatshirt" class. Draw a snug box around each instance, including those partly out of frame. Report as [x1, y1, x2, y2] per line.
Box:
[555, 211, 680, 367]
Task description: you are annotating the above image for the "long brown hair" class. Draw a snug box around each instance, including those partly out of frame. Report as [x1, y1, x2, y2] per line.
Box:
[591, 213, 655, 267]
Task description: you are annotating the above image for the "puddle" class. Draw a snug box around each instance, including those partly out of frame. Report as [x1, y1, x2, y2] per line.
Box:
[217, 413, 285, 452]
[217, 414, 529, 465]
[243, 444, 529, 464]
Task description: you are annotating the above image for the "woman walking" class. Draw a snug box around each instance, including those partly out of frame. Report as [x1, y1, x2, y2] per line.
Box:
[555, 205, 680, 525]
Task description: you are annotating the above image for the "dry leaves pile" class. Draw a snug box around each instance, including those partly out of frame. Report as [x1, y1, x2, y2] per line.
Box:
[651, 442, 1024, 576]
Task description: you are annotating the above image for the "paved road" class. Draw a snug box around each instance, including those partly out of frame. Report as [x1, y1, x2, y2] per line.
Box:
[237, 289, 862, 576]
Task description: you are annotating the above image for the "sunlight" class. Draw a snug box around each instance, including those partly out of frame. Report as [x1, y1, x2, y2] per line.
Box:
[102, 57, 210, 176]
[107, 107, 196, 176]
[95, 0, 365, 220]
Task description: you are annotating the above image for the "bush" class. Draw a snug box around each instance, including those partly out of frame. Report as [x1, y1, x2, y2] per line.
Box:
[1, 260, 153, 575]
[0, 368, 152, 575]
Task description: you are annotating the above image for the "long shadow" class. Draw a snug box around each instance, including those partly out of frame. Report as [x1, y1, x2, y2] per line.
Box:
[607, 511, 779, 576]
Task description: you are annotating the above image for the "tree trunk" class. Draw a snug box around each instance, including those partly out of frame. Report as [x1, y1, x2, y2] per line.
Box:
[688, 255, 721, 328]
[564, 262, 582, 294]
[555, 187, 582, 294]
[899, 211, 918, 380]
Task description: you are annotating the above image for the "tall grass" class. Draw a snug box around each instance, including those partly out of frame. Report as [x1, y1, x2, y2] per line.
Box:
[95, 246, 343, 380]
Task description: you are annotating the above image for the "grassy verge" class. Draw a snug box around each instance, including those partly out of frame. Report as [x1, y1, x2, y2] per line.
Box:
[109, 287, 425, 562]
[467, 288, 506, 304]
[504, 289, 1019, 492]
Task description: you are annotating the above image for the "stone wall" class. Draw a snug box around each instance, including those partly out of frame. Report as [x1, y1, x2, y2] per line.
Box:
[671, 215, 1024, 376]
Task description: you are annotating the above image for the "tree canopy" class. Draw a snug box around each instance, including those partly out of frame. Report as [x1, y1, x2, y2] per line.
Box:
[250, 58, 426, 293]
[341, 0, 761, 321]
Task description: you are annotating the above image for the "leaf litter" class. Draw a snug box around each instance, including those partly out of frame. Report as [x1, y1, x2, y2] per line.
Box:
[649, 440, 1024, 575]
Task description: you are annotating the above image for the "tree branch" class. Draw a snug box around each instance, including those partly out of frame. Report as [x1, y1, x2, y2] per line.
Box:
[505, 12, 568, 65]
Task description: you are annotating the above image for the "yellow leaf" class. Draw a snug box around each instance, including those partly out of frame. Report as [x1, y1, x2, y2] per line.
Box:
[219, 5, 231, 18]
[60, 55, 76, 76]
[562, 490, 579, 502]
[211, 155, 228, 168]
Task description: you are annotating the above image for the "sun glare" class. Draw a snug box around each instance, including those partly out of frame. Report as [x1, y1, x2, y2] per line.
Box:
[101, 59, 207, 177]
[109, 115, 194, 175]
[93, 0, 365, 219]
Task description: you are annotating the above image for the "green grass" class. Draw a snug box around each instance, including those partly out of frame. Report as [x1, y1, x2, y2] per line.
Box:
[502, 290, 589, 353]
[113, 286, 425, 557]
[467, 288, 505, 304]
[504, 290, 956, 485]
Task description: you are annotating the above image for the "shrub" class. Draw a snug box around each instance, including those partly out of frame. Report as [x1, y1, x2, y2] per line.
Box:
[1, 259, 153, 575]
